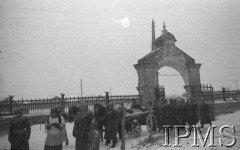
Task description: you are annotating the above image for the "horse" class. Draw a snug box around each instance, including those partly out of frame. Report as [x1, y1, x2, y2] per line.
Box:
[68, 104, 112, 142]
[68, 103, 141, 142]
[94, 103, 132, 142]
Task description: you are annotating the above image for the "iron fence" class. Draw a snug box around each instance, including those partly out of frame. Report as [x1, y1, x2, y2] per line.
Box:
[0, 94, 142, 116]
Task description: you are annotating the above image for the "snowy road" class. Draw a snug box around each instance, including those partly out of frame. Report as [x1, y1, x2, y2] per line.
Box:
[1, 111, 240, 150]
[0, 121, 149, 150]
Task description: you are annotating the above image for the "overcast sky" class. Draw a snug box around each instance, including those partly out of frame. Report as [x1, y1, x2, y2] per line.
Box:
[0, 0, 240, 99]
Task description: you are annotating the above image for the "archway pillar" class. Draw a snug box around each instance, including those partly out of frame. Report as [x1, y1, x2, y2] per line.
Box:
[134, 63, 158, 108]
[184, 85, 192, 100]
[188, 63, 202, 104]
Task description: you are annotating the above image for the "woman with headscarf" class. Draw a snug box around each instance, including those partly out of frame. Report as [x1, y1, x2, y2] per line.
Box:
[44, 108, 66, 150]
[105, 102, 118, 148]
[8, 108, 31, 150]
[72, 101, 93, 150]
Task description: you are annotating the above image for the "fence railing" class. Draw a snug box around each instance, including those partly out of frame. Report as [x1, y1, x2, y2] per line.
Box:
[191, 84, 214, 104]
[201, 84, 214, 104]
[191, 84, 240, 102]
[213, 90, 240, 101]
[0, 94, 142, 116]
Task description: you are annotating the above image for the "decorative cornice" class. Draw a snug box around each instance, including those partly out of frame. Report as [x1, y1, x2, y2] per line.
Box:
[187, 63, 201, 69]
[134, 62, 158, 70]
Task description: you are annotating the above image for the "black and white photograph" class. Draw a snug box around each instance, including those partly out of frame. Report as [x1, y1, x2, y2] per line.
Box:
[0, 0, 240, 150]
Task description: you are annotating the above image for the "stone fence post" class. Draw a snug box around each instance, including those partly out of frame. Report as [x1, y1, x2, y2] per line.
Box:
[105, 92, 109, 106]
[9, 95, 14, 115]
[222, 87, 226, 101]
[60, 93, 65, 112]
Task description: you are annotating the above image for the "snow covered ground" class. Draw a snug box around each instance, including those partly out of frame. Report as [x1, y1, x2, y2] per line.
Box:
[1, 111, 240, 150]
[0, 122, 149, 150]
[134, 111, 240, 150]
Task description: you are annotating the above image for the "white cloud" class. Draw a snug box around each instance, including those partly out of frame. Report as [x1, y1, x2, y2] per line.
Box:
[114, 17, 130, 28]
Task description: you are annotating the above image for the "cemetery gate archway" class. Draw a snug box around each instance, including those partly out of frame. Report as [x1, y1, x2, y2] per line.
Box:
[134, 22, 202, 107]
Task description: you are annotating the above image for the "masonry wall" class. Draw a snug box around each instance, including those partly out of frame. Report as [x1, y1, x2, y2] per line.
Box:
[214, 102, 240, 116]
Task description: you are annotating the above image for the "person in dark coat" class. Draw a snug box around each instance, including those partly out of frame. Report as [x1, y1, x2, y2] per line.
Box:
[73, 101, 93, 150]
[188, 100, 198, 126]
[160, 101, 166, 127]
[156, 100, 165, 132]
[88, 116, 101, 150]
[165, 103, 173, 126]
[170, 99, 178, 126]
[180, 101, 188, 126]
[177, 101, 184, 125]
[105, 102, 118, 148]
[116, 106, 126, 140]
[187, 101, 194, 126]
[183, 101, 190, 125]
[8, 108, 31, 150]
[94, 103, 107, 142]
[200, 101, 212, 128]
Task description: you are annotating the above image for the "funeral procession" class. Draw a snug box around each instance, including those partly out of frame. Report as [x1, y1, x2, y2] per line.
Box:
[1, 0, 240, 150]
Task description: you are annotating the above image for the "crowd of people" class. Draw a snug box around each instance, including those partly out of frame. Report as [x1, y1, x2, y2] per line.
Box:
[152, 99, 212, 131]
[71, 101, 121, 150]
[7, 99, 213, 150]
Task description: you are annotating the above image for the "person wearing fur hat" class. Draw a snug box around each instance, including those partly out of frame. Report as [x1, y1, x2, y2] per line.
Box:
[8, 108, 31, 150]
[105, 102, 118, 148]
[72, 101, 93, 150]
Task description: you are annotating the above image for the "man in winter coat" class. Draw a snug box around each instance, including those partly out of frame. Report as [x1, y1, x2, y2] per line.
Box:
[105, 102, 118, 148]
[72, 102, 93, 150]
[8, 108, 31, 150]
[200, 101, 212, 128]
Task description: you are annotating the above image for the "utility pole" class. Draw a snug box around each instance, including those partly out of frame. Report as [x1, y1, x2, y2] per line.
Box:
[151, 19, 156, 51]
[110, 86, 112, 96]
[236, 80, 239, 91]
[80, 79, 83, 97]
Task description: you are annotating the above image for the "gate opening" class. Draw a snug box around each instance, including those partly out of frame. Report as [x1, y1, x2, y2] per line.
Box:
[158, 67, 185, 100]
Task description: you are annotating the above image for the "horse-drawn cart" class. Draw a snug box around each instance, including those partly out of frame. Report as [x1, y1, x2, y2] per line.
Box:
[125, 109, 158, 137]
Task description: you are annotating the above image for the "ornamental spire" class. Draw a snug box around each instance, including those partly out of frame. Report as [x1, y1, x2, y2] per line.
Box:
[162, 22, 167, 35]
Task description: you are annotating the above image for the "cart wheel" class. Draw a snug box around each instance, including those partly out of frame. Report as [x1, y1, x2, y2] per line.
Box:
[146, 112, 158, 134]
[131, 119, 141, 137]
